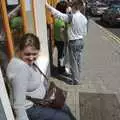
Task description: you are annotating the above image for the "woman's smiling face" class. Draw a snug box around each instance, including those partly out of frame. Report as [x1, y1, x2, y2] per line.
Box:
[20, 46, 39, 65]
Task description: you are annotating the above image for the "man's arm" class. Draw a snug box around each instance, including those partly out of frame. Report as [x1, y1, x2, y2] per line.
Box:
[82, 17, 88, 38]
[45, 1, 69, 22]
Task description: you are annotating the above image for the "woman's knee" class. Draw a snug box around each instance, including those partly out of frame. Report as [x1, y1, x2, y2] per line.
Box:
[53, 111, 71, 120]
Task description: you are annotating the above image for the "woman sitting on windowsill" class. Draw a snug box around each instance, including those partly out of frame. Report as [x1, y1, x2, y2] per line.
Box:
[7, 33, 71, 120]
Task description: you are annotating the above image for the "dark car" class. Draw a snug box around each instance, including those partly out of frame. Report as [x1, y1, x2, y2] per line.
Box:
[86, 1, 96, 16]
[90, 3, 109, 16]
[101, 4, 120, 26]
[107, 0, 120, 6]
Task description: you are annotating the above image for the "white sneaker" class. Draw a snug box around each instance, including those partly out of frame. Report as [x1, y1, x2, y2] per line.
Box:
[65, 67, 71, 75]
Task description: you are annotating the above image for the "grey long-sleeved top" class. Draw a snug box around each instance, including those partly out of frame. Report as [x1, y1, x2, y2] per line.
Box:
[7, 57, 46, 120]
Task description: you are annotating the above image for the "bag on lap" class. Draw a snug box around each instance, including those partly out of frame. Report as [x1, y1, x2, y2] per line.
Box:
[27, 64, 67, 109]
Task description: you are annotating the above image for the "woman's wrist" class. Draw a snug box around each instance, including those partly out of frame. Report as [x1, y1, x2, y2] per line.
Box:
[45, 1, 49, 7]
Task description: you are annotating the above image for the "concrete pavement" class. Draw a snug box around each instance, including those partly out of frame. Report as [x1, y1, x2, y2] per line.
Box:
[51, 19, 120, 120]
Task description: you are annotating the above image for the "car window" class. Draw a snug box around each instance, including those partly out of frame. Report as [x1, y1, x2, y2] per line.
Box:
[105, 8, 112, 14]
[111, 6, 120, 12]
[117, 7, 120, 11]
[98, 4, 107, 7]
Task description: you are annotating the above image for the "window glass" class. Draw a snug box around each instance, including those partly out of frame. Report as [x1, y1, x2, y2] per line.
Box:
[6, 0, 24, 51]
[25, 0, 35, 33]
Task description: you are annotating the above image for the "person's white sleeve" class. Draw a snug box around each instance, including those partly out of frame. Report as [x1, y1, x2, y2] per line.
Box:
[83, 18, 88, 38]
[12, 65, 29, 120]
[46, 3, 69, 22]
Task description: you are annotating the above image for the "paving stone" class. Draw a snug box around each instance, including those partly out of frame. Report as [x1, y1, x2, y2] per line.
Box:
[51, 19, 120, 120]
[79, 92, 120, 120]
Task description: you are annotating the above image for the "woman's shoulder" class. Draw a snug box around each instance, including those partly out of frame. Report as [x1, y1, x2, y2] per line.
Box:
[7, 57, 31, 80]
[7, 57, 29, 72]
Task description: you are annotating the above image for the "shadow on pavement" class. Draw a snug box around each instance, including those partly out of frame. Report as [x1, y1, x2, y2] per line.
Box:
[51, 65, 72, 85]
[95, 19, 120, 28]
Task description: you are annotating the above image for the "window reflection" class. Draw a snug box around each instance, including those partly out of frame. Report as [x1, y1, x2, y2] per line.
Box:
[0, 10, 9, 77]
[7, 1, 24, 51]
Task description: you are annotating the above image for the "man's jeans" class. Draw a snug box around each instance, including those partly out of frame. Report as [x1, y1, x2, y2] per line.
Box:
[68, 39, 84, 82]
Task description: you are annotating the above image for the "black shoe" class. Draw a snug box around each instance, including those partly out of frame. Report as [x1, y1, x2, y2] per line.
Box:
[58, 66, 65, 74]
[66, 80, 74, 85]
[63, 71, 72, 77]
[73, 81, 80, 85]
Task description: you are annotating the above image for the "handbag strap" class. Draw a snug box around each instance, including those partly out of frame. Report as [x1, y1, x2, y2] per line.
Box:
[33, 63, 49, 81]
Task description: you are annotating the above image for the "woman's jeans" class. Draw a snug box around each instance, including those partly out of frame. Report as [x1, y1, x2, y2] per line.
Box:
[68, 39, 84, 83]
[27, 105, 71, 120]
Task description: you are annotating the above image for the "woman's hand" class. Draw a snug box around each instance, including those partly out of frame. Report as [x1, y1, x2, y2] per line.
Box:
[66, 7, 72, 14]
[45, 0, 49, 6]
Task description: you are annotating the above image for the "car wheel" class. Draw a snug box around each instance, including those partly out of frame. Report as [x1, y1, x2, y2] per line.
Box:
[101, 16, 104, 22]
[108, 20, 114, 27]
[91, 10, 95, 16]
[100, 16, 106, 26]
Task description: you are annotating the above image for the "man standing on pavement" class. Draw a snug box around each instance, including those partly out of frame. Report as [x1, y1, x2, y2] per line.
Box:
[46, 0, 87, 85]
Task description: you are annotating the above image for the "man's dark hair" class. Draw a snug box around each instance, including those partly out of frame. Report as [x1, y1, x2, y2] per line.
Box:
[56, 1, 68, 13]
[71, 0, 83, 10]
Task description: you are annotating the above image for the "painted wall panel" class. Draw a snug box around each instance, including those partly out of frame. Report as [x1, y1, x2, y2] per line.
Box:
[34, 0, 49, 57]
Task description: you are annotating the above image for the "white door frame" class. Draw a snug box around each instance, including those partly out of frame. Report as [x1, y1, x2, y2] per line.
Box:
[0, 68, 14, 120]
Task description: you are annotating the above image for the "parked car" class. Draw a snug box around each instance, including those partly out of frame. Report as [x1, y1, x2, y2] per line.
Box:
[86, 1, 95, 10]
[107, 0, 120, 7]
[90, 3, 109, 16]
[101, 4, 120, 26]
[85, 1, 94, 16]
